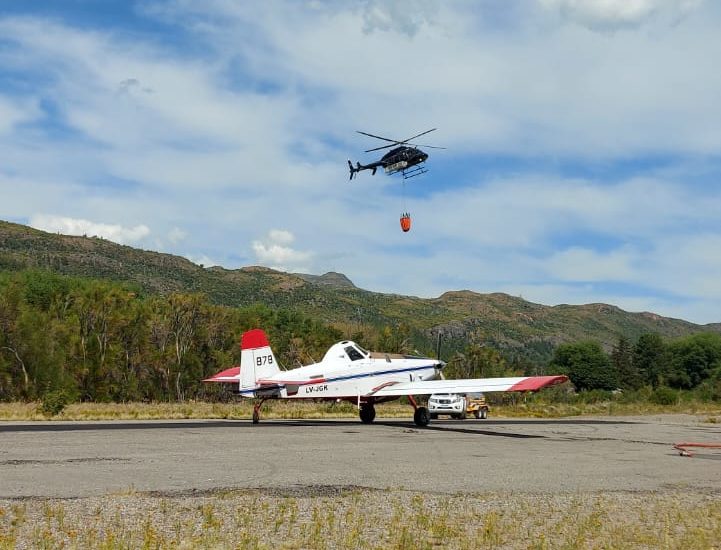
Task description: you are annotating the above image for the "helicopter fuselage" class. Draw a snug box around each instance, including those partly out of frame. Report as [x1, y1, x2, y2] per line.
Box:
[379, 146, 428, 174]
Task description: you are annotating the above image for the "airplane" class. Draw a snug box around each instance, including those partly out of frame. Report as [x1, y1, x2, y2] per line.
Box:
[204, 329, 568, 426]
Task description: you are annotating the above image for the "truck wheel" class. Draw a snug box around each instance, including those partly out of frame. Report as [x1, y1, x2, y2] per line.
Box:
[430, 413, 438, 420]
[460, 410, 467, 420]
[474, 410, 481, 419]
[481, 409, 488, 419]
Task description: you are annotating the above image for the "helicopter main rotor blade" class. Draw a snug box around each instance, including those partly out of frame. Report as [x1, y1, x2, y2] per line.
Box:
[356, 130, 400, 143]
[365, 142, 446, 153]
[398, 128, 437, 144]
[408, 143, 446, 149]
[357, 129, 441, 152]
[364, 143, 399, 153]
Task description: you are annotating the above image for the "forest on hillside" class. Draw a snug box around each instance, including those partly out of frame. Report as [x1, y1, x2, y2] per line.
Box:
[1, 270, 720, 403]
[0, 270, 344, 402]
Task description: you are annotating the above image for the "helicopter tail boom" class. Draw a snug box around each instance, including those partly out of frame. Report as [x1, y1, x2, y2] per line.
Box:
[348, 160, 378, 180]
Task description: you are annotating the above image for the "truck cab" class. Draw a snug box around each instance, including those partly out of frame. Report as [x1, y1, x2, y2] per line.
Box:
[428, 393, 467, 419]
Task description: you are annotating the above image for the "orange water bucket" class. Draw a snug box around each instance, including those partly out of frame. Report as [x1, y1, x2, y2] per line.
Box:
[400, 213, 411, 232]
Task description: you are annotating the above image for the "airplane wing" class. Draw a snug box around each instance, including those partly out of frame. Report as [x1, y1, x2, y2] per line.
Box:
[367, 375, 568, 397]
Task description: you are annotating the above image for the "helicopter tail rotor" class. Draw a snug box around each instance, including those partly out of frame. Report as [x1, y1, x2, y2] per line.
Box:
[348, 160, 358, 180]
[348, 160, 364, 180]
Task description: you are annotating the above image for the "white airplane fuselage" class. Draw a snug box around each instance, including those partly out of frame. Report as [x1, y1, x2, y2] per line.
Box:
[240, 340, 441, 400]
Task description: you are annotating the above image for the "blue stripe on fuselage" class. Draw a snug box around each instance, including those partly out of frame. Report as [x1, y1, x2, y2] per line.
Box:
[238, 363, 436, 396]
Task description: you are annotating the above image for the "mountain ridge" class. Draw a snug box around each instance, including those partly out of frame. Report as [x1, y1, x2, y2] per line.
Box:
[1, 219, 718, 361]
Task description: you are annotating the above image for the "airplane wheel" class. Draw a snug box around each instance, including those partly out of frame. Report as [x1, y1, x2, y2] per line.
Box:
[359, 405, 376, 424]
[414, 407, 430, 427]
[252, 409, 260, 424]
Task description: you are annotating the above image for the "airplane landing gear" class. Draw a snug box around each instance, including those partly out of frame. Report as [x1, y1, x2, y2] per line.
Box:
[359, 403, 376, 424]
[408, 395, 430, 427]
[252, 399, 267, 424]
[413, 407, 430, 427]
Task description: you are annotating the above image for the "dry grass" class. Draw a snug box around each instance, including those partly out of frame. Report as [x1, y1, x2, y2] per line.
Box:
[1, 399, 720, 421]
[493, 400, 721, 418]
[0, 400, 411, 421]
[1, 488, 720, 549]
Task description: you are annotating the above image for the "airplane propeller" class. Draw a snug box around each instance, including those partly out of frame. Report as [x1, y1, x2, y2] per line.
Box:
[435, 331, 446, 380]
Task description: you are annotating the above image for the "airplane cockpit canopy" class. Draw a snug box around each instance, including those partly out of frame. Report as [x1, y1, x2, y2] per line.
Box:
[322, 341, 369, 364]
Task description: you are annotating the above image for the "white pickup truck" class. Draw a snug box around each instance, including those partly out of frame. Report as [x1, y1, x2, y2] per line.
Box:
[428, 393, 467, 419]
[428, 393, 489, 420]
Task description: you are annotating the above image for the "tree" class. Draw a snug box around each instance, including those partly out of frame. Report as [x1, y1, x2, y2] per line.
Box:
[667, 333, 721, 389]
[549, 341, 617, 391]
[633, 333, 670, 388]
[167, 293, 206, 401]
[375, 323, 413, 355]
[447, 343, 511, 379]
[611, 336, 642, 390]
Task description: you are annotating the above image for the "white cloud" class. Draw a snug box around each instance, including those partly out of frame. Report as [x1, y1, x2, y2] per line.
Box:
[539, 0, 703, 31]
[29, 214, 150, 244]
[185, 253, 218, 268]
[358, 0, 439, 36]
[267, 229, 294, 246]
[543, 246, 637, 282]
[0, 95, 40, 134]
[168, 227, 187, 244]
[252, 229, 312, 272]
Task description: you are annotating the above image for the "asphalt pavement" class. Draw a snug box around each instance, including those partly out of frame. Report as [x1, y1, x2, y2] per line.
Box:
[1, 415, 719, 498]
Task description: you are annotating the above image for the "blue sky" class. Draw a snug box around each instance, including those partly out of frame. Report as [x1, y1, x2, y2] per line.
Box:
[1, 0, 721, 324]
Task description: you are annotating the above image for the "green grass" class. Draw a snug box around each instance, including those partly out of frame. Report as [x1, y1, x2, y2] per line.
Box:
[1, 489, 720, 549]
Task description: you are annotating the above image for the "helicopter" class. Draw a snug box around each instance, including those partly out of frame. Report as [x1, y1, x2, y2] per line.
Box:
[348, 128, 444, 181]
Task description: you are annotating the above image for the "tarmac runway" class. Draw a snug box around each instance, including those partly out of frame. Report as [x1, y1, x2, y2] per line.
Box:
[1, 414, 719, 498]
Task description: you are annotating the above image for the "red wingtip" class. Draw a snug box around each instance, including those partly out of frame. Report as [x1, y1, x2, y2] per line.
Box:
[241, 328, 269, 350]
[509, 375, 569, 392]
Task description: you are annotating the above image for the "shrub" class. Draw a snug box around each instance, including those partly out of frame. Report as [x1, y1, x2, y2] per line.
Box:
[649, 386, 677, 406]
[577, 389, 614, 404]
[39, 390, 70, 417]
[695, 378, 721, 402]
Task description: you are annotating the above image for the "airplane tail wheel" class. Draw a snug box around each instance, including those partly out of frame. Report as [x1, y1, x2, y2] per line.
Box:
[414, 406, 430, 427]
[359, 404, 376, 424]
[252, 398, 266, 424]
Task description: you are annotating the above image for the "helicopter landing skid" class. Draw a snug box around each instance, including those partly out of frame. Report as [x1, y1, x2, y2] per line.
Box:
[402, 165, 428, 179]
